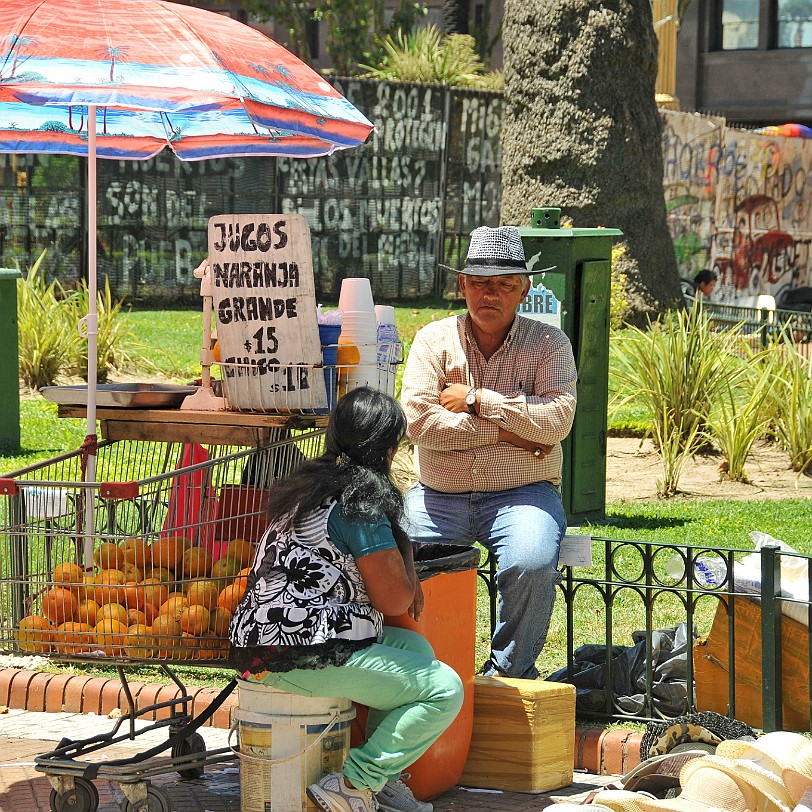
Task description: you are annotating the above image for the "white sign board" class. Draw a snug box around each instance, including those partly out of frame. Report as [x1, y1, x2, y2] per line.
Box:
[209, 214, 327, 411]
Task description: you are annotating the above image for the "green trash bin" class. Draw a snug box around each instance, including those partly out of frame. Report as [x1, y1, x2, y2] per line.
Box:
[517, 208, 622, 523]
[0, 268, 21, 450]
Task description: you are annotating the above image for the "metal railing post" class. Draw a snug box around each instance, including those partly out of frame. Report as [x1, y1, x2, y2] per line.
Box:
[760, 543, 783, 732]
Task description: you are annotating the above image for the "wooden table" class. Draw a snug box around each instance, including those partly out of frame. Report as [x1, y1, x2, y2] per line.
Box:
[57, 405, 329, 446]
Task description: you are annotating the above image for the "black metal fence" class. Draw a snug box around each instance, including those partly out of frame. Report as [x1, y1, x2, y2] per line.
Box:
[481, 540, 812, 732]
[0, 80, 503, 304]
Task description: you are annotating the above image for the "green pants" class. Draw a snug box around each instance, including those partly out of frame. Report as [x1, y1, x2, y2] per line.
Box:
[250, 626, 464, 792]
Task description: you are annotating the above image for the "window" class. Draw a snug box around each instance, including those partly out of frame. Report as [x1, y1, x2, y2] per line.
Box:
[778, 0, 812, 47]
[721, 0, 760, 49]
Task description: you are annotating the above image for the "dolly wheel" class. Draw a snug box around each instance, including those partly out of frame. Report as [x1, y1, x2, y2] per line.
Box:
[123, 786, 171, 812]
[172, 731, 207, 779]
[49, 778, 100, 812]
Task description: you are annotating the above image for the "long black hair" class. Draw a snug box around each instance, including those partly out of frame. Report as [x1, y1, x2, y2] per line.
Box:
[264, 387, 409, 547]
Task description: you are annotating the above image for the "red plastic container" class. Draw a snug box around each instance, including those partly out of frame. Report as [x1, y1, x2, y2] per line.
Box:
[351, 546, 479, 801]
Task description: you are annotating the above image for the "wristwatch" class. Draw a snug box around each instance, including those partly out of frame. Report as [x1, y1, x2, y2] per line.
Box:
[465, 387, 478, 415]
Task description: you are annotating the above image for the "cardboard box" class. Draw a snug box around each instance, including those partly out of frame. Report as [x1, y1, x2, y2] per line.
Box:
[460, 676, 575, 792]
[694, 594, 810, 730]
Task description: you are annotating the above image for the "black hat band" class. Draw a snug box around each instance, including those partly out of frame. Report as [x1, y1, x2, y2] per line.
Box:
[467, 257, 527, 268]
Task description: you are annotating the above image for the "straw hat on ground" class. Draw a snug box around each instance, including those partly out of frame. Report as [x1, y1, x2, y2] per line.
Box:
[717, 731, 812, 808]
[593, 759, 761, 811]
[619, 750, 711, 798]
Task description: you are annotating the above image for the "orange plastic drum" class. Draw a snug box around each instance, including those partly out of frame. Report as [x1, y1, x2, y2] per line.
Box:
[351, 550, 479, 801]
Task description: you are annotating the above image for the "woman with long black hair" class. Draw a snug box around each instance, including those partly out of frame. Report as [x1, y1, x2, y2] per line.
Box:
[230, 387, 463, 812]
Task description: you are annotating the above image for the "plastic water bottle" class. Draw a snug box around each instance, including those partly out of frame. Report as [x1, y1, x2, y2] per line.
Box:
[375, 306, 399, 396]
[665, 554, 727, 587]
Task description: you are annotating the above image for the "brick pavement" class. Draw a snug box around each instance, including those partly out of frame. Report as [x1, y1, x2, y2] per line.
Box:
[0, 664, 637, 811]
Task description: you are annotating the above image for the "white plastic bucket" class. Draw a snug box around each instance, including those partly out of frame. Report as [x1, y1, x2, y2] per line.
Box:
[232, 679, 355, 812]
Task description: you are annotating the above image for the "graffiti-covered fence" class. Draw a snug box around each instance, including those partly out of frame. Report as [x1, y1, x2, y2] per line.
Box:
[1, 84, 810, 306]
[0, 79, 502, 304]
[662, 109, 812, 305]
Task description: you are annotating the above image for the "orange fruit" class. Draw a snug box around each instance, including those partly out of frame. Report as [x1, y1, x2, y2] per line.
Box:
[120, 581, 147, 611]
[181, 632, 202, 659]
[94, 619, 128, 656]
[98, 602, 128, 626]
[185, 579, 220, 610]
[225, 539, 255, 569]
[76, 599, 100, 628]
[151, 537, 191, 572]
[52, 562, 85, 593]
[41, 587, 79, 626]
[211, 557, 240, 581]
[125, 623, 153, 659]
[55, 622, 94, 655]
[234, 567, 252, 591]
[126, 608, 147, 627]
[209, 607, 232, 638]
[212, 340, 221, 363]
[180, 605, 210, 636]
[151, 614, 182, 658]
[217, 583, 245, 614]
[159, 595, 188, 621]
[148, 566, 173, 583]
[94, 542, 127, 572]
[92, 569, 127, 606]
[141, 579, 170, 610]
[336, 340, 361, 366]
[181, 547, 213, 580]
[120, 537, 151, 569]
[17, 615, 54, 653]
[122, 563, 143, 583]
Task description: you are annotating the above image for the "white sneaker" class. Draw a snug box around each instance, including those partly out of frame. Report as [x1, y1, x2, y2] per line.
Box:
[375, 775, 433, 812]
[307, 772, 378, 812]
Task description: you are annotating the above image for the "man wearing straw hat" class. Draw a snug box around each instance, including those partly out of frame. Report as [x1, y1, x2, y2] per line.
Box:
[401, 225, 577, 679]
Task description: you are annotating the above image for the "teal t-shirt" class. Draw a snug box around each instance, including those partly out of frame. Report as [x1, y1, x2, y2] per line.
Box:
[327, 503, 397, 559]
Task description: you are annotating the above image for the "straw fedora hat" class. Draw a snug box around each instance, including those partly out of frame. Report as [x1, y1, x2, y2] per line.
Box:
[679, 754, 793, 812]
[619, 749, 711, 797]
[593, 760, 760, 811]
[717, 730, 812, 807]
[455, 226, 529, 277]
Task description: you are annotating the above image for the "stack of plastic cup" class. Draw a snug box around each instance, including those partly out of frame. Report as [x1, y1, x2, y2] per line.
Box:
[338, 278, 379, 392]
[375, 305, 399, 397]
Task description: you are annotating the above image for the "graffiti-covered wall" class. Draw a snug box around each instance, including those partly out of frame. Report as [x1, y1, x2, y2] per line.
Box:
[0, 79, 501, 304]
[2, 90, 810, 307]
[663, 109, 812, 304]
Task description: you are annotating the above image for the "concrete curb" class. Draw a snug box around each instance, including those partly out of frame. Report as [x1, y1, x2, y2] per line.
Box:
[0, 667, 642, 775]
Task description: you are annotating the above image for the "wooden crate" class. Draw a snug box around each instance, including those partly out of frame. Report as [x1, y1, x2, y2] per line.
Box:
[460, 676, 575, 792]
[694, 595, 810, 730]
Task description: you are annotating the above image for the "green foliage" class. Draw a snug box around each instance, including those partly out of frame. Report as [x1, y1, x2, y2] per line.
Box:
[703, 351, 773, 483]
[362, 25, 504, 88]
[66, 277, 142, 382]
[244, 0, 427, 75]
[611, 306, 746, 495]
[17, 251, 78, 390]
[17, 251, 145, 388]
[766, 340, 812, 474]
[610, 244, 630, 329]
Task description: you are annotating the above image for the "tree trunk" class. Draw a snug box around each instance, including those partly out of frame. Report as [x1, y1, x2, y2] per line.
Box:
[500, 0, 682, 320]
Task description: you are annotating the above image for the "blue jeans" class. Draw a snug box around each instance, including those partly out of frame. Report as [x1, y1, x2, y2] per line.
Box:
[404, 481, 565, 679]
[249, 627, 463, 792]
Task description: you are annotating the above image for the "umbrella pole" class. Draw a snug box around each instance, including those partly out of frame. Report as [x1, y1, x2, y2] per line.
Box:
[82, 104, 98, 573]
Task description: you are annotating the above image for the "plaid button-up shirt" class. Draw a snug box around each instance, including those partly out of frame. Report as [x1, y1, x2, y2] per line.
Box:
[401, 314, 577, 493]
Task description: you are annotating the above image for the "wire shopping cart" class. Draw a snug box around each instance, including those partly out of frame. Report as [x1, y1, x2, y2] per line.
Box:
[0, 428, 324, 812]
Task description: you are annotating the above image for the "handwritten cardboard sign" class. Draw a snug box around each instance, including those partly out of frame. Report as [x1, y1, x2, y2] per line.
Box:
[209, 214, 327, 411]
